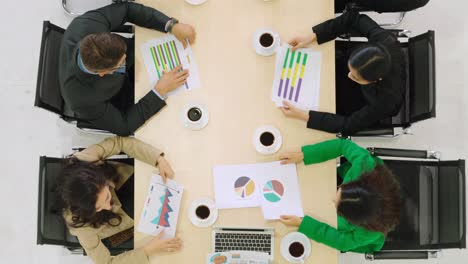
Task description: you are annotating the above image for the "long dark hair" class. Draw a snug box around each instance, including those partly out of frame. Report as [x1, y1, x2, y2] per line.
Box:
[338, 164, 402, 234]
[56, 158, 122, 228]
[348, 43, 392, 82]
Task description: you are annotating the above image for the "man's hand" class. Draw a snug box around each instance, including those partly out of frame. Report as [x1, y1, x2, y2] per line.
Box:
[288, 32, 317, 51]
[154, 65, 189, 96]
[171, 23, 196, 47]
[280, 101, 309, 122]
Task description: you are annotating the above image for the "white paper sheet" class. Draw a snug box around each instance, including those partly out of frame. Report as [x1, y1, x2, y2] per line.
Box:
[213, 161, 303, 219]
[271, 44, 321, 111]
[137, 175, 184, 238]
[141, 35, 201, 95]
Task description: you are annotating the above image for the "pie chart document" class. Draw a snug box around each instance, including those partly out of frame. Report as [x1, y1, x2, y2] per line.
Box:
[213, 161, 304, 219]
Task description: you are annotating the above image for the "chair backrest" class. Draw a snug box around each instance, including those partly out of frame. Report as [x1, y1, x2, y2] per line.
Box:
[37, 156, 135, 253]
[37, 156, 80, 248]
[407, 30, 436, 123]
[35, 21, 75, 119]
[382, 158, 465, 250]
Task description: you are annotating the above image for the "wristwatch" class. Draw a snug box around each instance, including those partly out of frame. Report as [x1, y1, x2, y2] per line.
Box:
[167, 18, 179, 33]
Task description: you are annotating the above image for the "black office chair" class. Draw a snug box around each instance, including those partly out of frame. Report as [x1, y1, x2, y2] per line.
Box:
[62, 0, 135, 16]
[358, 147, 466, 260]
[37, 156, 135, 255]
[335, 30, 436, 137]
[335, 0, 431, 27]
[35, 21, 133, 135]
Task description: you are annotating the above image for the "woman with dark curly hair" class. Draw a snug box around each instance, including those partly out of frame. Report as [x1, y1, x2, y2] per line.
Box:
[57, 136, 182, 264]
[279, 139, 402, 253]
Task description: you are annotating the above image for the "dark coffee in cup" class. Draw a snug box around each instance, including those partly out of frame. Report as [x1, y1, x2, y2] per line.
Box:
[259, 33, 274, 48]
[195, 205, 210, 220]
[188, 107, 202, 122]
[260, 131, 275, 146]
[289, 241, 305, 258]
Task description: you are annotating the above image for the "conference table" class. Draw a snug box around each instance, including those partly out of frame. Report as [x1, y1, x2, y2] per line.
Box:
[134, 0, 337, 263]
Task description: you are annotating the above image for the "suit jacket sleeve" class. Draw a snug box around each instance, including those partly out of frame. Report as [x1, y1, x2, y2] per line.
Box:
[312, 10, 389, 44]
[79, 91, 166, 136]
[79, 2, 171, 32]
[306, 99, 394, 135]
[73, 136, 163, 167]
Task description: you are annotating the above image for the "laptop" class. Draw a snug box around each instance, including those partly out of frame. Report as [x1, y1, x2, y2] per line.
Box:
[212, 226, 274, 261]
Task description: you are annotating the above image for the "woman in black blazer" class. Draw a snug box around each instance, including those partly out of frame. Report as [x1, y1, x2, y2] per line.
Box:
[281, 8, 406, 136]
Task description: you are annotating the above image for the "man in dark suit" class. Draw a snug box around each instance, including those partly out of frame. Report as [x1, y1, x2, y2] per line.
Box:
[59, 2, 195, 135]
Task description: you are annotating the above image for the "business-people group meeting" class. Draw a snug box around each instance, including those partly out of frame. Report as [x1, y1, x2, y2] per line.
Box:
[41, 1, 439, 263]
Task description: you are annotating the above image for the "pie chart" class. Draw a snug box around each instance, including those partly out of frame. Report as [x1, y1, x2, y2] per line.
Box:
[263, 180, 284, 203]
[234, 176, 256, 198]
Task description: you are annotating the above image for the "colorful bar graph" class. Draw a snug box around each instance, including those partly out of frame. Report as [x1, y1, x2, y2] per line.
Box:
[295, 53, 308, 102]
[283, 50, 295, 98]
[289, 52, 302, 100]
[278, 48, 290, 97]
[148, 40, 189, 90]
[170, 40, 189, 89]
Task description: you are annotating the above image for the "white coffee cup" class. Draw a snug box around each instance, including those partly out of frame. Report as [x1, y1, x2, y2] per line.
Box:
[253, 125, 282, 155]
[181, 103, 209, 130]
[281, 232, 311, 263]
[253, 28, 280, 56]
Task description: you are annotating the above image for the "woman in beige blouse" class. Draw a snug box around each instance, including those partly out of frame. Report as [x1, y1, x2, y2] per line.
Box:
[57, 136, 182, 264]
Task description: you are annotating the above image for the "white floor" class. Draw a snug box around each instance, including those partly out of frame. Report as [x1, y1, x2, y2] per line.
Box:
[0, 0, 466, 263]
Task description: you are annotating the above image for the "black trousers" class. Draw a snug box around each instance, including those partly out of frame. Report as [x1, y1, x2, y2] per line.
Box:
[335, 0, 430, 13]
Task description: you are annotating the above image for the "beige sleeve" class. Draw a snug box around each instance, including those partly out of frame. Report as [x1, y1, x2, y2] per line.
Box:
[74, 136, 163, 166]
[75, 229, 149, 264]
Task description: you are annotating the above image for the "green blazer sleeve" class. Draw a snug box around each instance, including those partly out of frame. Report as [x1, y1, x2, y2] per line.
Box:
[298, 216, 384, 253]
[74, 136, 163, 167]
[301, 138, 368, 164]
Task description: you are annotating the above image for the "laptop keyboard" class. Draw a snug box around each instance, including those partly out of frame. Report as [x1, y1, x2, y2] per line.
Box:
[214, 233, 272, 255]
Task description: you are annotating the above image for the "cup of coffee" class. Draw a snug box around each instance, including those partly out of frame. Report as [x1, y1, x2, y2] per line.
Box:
[288, 241, 305, 259]
[280, 232, 311, 263]
[253, 125, 282, 155]
[253, 28, 280, 56]
[190, 198, 218, 228]
[187, 107, 203, 122]
[182, 103, 209, 130]
[260, 131, 275, 147]
[195, 205, 211, 220]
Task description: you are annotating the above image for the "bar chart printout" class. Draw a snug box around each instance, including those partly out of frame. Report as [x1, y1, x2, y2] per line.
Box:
[271, 45, 322, 110]
[141, 35, 201, 95]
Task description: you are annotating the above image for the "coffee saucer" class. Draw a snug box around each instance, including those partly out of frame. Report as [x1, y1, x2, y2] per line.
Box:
[189, 197, 218, 228]
[252, 28, 280, 56]
[185, 0, 208, 5]
[280, 232, 311, 263]
[253, 125, 282, 155]
[181, 103, 209, 130]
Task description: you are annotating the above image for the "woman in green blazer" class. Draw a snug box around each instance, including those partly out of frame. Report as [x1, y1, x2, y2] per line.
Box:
[279, 139, 402, 253]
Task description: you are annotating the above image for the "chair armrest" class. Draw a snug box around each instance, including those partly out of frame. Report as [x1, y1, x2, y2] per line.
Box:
[367, 147, 433, 159]
[365, 250, 439, 260]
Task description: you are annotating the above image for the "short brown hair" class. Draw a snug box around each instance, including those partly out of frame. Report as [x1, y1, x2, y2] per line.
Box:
[79, 33, 127, 71]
